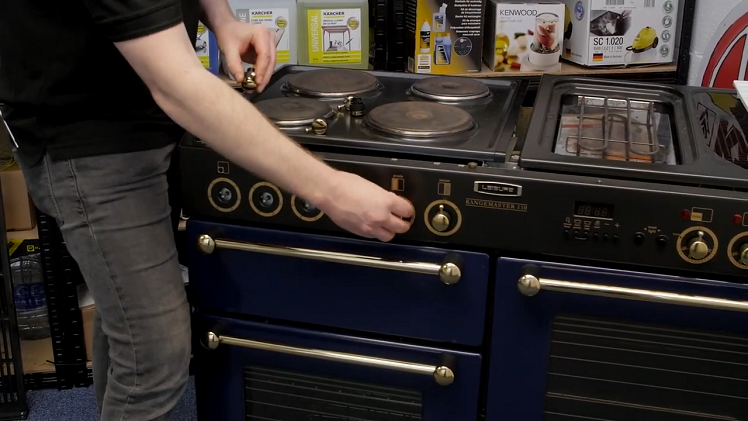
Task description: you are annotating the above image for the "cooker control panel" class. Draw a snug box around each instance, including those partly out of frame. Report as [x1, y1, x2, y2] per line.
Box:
[182, 140, 748, 279]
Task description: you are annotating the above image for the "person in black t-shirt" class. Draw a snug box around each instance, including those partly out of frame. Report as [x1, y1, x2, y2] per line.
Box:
[0, 0, 415, 419]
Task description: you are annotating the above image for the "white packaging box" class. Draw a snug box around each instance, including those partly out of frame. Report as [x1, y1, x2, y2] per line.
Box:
[562, 0, 679, 66]
[483, 1, 566, 73]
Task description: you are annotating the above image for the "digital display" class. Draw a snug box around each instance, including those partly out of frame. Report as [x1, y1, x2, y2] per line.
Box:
[574, 201, 614, 219]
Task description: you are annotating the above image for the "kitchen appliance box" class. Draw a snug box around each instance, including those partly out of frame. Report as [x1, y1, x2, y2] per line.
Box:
[562, 0, 679, 66]
[196, 21, 219, 75]
[405, 0, 486, 74]
[483, 1, 565, 73]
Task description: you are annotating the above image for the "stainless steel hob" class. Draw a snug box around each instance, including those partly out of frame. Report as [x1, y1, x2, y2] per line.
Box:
[242, 65, 527, 163]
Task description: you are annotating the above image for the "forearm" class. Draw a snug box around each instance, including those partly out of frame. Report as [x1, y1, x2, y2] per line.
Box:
[161, 68, 334, 206]
[117, 25, 336, 207]
[197, 0, 235, 36]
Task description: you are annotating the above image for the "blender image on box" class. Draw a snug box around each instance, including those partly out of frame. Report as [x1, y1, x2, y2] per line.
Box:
[484, 1, 565, 73]
[527, 13, 562, 68]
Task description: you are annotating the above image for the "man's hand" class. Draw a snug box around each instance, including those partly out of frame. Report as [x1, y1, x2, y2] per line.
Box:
[319, 172, 415, 242]
[217, 21, 277, 91]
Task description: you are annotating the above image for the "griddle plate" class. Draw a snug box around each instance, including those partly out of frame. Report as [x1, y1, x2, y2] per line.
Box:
[411, 77, 490, 101]
[285, 69, 381, 98]
[255, 98, 333, 127]
[366, 102, 475, 137]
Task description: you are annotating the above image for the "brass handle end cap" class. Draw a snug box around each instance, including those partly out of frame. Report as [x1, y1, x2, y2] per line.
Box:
[434, 366, 455, 386]
[198, 235, 216, 254]
[518, 274, 540, 296]
[206, 332, 220, 350]
[439, 262, 462, 285]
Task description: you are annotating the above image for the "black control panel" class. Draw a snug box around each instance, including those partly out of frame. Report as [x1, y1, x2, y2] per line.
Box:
[181, 140, 748, 279]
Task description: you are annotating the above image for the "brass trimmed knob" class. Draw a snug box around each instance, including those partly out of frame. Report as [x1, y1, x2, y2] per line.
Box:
[740, 244, 748, 266]
[305, 118, 328, 135]
[431, 204, 451, 232]
[241, 68, 258, 90]
[688, 231, 710, 260]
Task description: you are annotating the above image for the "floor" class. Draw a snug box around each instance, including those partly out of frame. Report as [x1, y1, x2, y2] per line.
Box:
[24, 376, 197, 421]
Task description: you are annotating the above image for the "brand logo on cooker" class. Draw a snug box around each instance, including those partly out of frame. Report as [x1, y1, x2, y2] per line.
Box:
[473, 181, 522, 197]
[698, 1, 748, 88]
[499, 9, 538, 16]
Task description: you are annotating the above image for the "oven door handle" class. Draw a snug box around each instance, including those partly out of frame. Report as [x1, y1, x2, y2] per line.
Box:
[205, 332, 456, 386]
[197, 234, 463, 285]
[518, 274, 748, 312]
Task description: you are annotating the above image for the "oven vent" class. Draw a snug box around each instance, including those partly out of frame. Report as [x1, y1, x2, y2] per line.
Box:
[244, 366, 422, 420]
[545, 315, 748, 420]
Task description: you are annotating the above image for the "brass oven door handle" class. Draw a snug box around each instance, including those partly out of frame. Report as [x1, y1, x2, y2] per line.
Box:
[518, 274, 748, 312]
[198, 234, 463, 284]
[205, 332, 456, 386]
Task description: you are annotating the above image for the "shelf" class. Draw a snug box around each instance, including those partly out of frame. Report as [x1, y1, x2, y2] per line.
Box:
[220, 61, 676, 87]
[456, 62, 677, 78]
[21, 338, 55, 374]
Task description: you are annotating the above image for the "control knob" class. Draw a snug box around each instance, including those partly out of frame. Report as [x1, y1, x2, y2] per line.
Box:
[741, 244, 748, 266]
[688, 231, 710, 260]
[337, 96, 365, 116]
[676, 227, 717, 264]
[431, 205, 451, 232]
[305, 118, 328, 135]
[241, 68, 258, 90]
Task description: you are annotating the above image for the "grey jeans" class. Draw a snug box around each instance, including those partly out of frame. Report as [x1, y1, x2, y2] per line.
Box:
[17, 144, 191, 420]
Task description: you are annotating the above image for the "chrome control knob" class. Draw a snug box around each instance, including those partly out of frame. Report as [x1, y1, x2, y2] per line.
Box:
[740, 244, 748, 266]
[337, 95, 356, 111]
[431, 205, 451, 232]
[241, 68, 258, 90]
[688, 231, 710, 260]
[305, 118, 328, 135]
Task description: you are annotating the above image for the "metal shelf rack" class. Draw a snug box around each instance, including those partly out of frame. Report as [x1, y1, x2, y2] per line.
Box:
[0, 176, 29, 419]
[35, 211, 90, 389]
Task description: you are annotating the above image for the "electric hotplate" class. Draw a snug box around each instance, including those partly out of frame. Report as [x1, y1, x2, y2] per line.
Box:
[244, 65, 528, 163]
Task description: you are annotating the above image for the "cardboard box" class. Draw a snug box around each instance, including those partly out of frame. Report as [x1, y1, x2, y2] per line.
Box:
[1, 165, 36, 231]
[562, 0, 679, 66]
[81, 305, 95, 362]
[406, 0, 485, 74]
[483, 1, 565, 73]
[196, 22, 219, 75]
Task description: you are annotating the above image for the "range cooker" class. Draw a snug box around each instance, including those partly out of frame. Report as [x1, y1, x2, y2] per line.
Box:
[181, 66, 748, 420]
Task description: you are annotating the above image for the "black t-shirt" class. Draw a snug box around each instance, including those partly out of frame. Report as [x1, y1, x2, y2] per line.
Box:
[0, 0, 200, 167]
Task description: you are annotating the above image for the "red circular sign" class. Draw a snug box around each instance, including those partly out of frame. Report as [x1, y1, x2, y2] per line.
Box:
[701, 10, 748, 87]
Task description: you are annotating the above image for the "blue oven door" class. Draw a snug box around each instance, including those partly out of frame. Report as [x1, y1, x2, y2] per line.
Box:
[487, 257, 748, 421]
[193, 313, 482, 420]
[187, 220, 490, 346]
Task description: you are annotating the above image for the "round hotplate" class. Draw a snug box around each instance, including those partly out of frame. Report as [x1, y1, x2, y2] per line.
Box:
[365, 102, 475, 137]
[286, 69, 381, 98]
[410, 77, 490, 101]
[255, 98, 334, 127]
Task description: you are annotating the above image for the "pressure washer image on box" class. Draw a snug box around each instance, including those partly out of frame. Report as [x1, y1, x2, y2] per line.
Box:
[589, 10, 631, 37]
